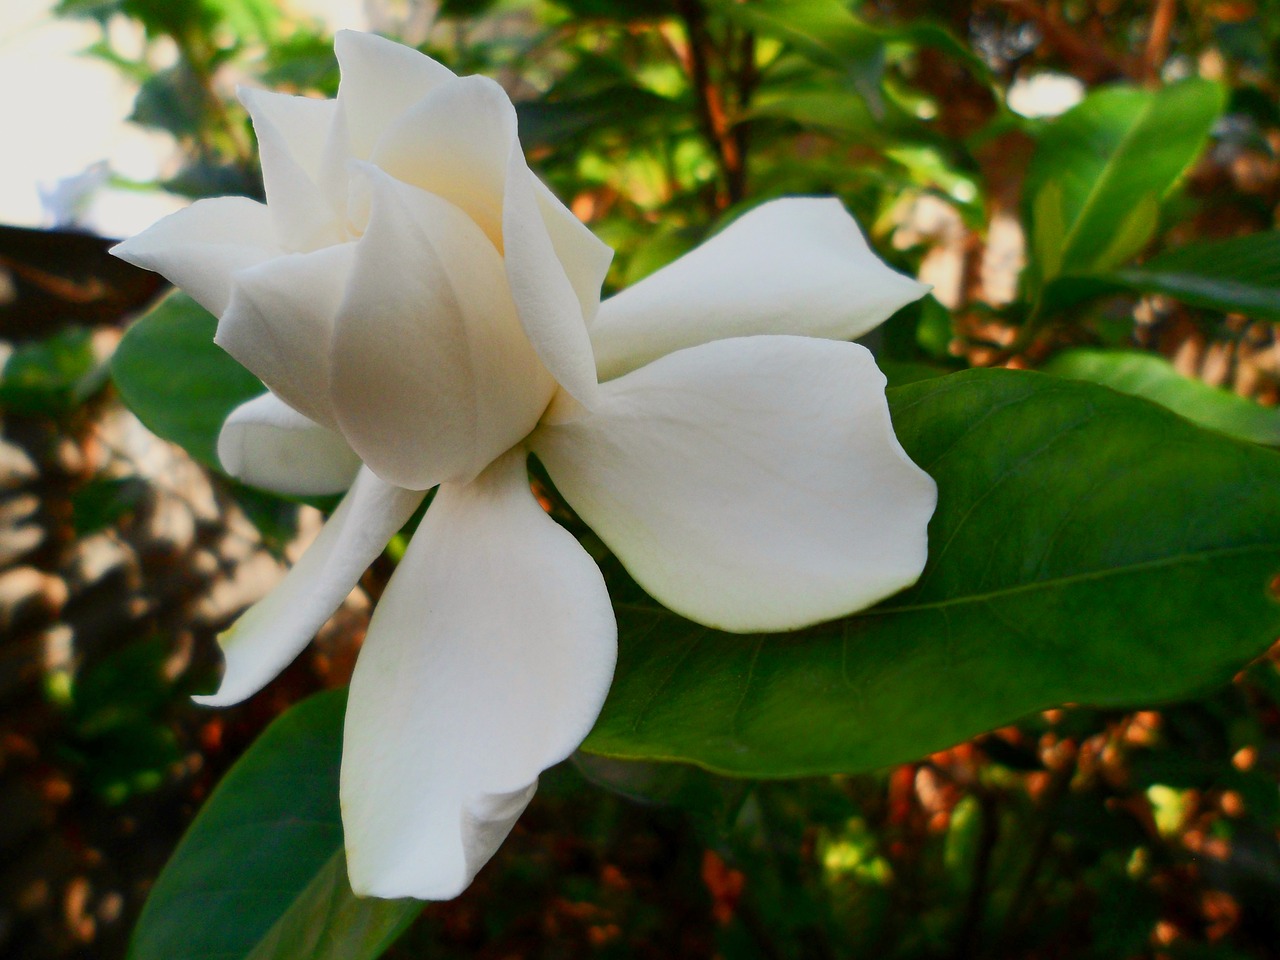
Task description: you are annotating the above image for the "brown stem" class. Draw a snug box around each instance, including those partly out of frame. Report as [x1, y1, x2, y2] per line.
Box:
[1140, 0, 1178, 85]
[993, 0, 1125, 84]
[675, 0, 745, 208]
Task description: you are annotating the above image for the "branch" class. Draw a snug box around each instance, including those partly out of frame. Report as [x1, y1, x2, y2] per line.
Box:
[674, 0, 745, 208]
[994, 0, 1125, 83]
[1140, 0, 1178, 85]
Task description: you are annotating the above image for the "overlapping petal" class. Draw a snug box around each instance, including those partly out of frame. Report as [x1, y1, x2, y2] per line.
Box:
[502, 143, 602, 405]
[589, 198, 929, 380]
[533, 335, 937, 633]
[215, 242, 356, 430]
[372, 75, 516, 248]
[531, 177, 613, 327]
[372, 74, 611, 404]
[195, 467, 424, 707]
[218, 392, 362, 496]
[332, 30, 456, 161]
[330, 166, 555, 490]
[341, 449, 616, 899]
[239, 87, 344, 251]
[109, 197, 279, 317]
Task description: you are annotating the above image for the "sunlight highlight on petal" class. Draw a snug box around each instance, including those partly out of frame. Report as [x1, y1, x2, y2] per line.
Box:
[534, 335, 937, 632]
[342, 449, 616, 899]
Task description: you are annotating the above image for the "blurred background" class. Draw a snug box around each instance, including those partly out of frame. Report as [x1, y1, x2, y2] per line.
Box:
[3, 1, 1280, 957]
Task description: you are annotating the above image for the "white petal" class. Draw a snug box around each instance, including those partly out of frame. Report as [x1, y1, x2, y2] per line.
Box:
[533, 176, 613, 326]
[503, 144, 601, 405]
[589, 198, 929, 381]
[532, 335, 937, 632]
[239, 87, 344, 251]
[330, 166, 554, 490]
[195, 467, 424, 706]
[333, 30, 456, 161]
[215, 242, 356, 430]
[218, 392, 362, 496]
[342, 448, 616, 900]
[372, 74, 515, 247]
[373, 75, 612, 399]
[109, 197, 278, 317]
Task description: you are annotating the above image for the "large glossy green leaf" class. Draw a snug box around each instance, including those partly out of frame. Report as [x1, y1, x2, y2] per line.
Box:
[1044, 348, 1280, 445]
[707, 0, 986, 82]
[130, 690, 422, 960]
[111, 292, 263, 470]
[582, 369, 1280, 776]
[1025, 80, 1225, 283]
[1109, 231, 1280, 321]
[707, 0, 880, 72]
[707, 0, 887, 115]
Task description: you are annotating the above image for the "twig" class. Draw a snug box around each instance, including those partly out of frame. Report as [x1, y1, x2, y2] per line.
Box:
[951, 790, 1001, 960]
[674, 0, 746, 208]
[1140, 0, 1178, 85]
[994, 0, 1125, 83]
[993, 751, 1077, 954]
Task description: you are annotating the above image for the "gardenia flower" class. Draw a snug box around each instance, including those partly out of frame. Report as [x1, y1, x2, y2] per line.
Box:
[112, 31, 937, 900]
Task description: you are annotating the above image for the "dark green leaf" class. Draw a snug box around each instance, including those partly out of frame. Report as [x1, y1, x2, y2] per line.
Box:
[749, 85, 880, 138]
[1024, 80, 1225, 282]
[59, 639, 181, 805]
[880, 360, 951, 388]
[1109, 231, 1280, 321]
[55, 0, 124, 18]
[707, 0, 882, 73]
[546, 0, 671, 17]
[129, 690, 422, 960]
[914, 294, 955, 359]
[573, 753, 750, 823]
[1043, 348, 1280, 446]
[583, 369, 1280, 775]
[516, 85, 680, 151]
[131, 65, 213, 136]
[438, 0, 503, 17]
[707, 0, 887, 116]
[111, 292, 263, 470]
[0, 326, 107, 415]
[72, 476, 146, 536]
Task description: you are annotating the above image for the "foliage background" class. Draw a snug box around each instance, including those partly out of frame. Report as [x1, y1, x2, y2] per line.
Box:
[4, 0, 1280, 957]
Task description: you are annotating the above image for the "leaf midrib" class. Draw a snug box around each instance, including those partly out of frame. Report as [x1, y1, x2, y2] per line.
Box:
[614, 541, 1279, 627]
[1057, 91, 1157, 267]
[869, 541, 1277, 614]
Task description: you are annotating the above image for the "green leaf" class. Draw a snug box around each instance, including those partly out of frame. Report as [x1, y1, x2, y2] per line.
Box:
[749, 85, 879, 138]
[1109, 231, 1280, 321]
[707, 0, 887, 115]
[516, 85, 679, 151]
[583, 369, 1280, 775]
[111, 292, 263, 471]
[880, 360, 951, 388]
[129, 690, 422, 960]
[1025, 79, 1225, 282]
[707, 0, 987, 87]
[1043, 348, 1280, 446]
[914, 294, 955, 360]
[707, 0, 880, 73]
[72, 476, 146, 536]
[0, 326, 107, 415]
[546, 0, 671, 18]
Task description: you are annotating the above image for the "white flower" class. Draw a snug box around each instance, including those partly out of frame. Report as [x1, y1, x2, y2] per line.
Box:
[112, 31, 937, 900]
